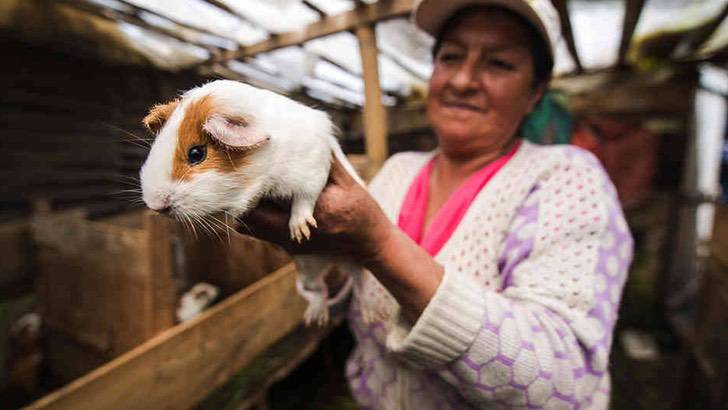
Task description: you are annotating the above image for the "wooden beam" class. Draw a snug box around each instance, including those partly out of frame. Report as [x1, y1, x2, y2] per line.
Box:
[673, 2, 728, 59]
[618, 0, 646, 67]
[217, 0, 414, 61]
[551, 0, 583, 73]
[302, 0, 327, 18]
[144, 212, 177, 335]
[56, 0, 219, 52]
[113, 0, 243, 48]
[201, 0, 276, 39]
[27, 263, 307, 410]
[552, 69, 695, 117]
[356, 24, 389, 167]
[350, 103, 430, 138]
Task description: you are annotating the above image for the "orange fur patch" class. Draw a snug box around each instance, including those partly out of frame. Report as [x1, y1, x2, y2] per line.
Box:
[172, 95, 253, 181]
[143, 99, 180, 134]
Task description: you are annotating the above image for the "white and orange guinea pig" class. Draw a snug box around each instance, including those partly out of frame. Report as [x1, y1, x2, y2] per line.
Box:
[140, 79, 365, 325]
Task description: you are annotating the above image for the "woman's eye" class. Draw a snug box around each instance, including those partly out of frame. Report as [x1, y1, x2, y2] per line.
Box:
[439, 53, 461, 63]
[187, 145, 207, 165]
[490, 59, 515, 71]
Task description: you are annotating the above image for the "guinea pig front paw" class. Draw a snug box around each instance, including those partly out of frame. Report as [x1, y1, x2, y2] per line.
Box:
[289, 211, 317, 243]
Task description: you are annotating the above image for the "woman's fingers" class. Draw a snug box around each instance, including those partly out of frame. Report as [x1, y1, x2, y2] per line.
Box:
[237, 202, 289, 242]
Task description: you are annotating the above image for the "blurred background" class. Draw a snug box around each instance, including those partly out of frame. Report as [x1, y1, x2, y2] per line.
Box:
[1, 0, 727, 409]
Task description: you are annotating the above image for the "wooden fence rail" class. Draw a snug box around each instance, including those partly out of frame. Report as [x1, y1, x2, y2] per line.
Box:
[26, 262, 305, 410]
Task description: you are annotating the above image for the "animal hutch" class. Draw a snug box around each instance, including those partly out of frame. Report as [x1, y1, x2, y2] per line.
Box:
[1, 0, 727, 409]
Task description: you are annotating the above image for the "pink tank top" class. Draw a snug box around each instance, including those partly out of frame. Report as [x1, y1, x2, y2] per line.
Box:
[397, 141, 521, 256]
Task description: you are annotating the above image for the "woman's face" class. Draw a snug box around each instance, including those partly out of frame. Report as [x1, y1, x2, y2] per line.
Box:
[427, 8, 545, 157]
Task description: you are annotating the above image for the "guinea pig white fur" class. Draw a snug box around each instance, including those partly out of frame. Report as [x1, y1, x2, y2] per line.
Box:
[140, 80, 365, 325]
[177, 282, 219, 323]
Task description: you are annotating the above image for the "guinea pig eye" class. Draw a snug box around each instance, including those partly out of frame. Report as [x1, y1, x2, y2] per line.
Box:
[187, 145, 207, 165]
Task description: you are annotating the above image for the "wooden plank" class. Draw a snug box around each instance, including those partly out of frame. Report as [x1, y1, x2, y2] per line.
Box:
[673, 2, 728, 59]
[356, 24, 389, 168]
[144, 212, 177, 336]
[302, 0, 327, 18]
[198, 320, 340, 409]
[218, 0, 414, 61]
[32, 210, 156, 375]
[55, 0, 220, 52]
[711, 205, 728, 269]
[551, 0, 583, 72]
[551, 69, 696, 116]
[27, 262, 306, 410]
[350, 103, 430, 138]
[180, 226, 290, 296]
[618, 0, 646, 67]
[0, 220, 31, 288]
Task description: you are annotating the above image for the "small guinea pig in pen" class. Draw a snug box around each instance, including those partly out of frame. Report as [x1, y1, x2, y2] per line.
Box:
[140, 80, 364, 325]
[176, 282, 219, 323]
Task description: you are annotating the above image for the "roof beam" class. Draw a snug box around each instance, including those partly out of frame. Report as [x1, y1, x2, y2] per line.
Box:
[551, 0, 583, 73]
[618, 0, 646, 67]
[301, 1, 327, 18]
[216, 0, 414, 62]
[673, 2, 728, 59]
[56, 0, 220, 52]
[114, 0, 237, 45]
[200, 0, 277, 39]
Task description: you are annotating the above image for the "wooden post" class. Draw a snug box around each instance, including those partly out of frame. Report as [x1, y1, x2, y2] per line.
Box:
[356, 23, 389, 169]
[144, 211, 177, 335]
[617, 0, 646, 67]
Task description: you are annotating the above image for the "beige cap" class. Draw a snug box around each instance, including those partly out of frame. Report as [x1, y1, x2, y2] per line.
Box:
[413, 0, 560, 65]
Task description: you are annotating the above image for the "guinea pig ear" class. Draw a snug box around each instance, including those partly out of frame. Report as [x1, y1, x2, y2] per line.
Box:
[203, 114, 271, 150]
[143, 99, 179, 134]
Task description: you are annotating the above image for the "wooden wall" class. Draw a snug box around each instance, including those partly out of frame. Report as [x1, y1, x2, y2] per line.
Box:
[0, 34, 202, 221]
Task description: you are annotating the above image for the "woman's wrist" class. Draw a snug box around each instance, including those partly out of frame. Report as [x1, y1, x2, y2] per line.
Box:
[357, 211, 398, 266]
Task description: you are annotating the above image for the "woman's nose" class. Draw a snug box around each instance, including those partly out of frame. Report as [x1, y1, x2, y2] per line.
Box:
[449, 60, 479, 93]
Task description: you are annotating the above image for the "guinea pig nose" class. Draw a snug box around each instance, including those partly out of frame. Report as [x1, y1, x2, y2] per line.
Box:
[156, 206, 172, 215]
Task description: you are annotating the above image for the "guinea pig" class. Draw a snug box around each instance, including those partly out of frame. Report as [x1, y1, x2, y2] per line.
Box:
[140, 80, 365, 325]
[177, 282, 219, 323]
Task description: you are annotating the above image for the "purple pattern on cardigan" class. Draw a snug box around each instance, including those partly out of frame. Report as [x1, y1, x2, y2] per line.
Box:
[441, 151, 632, 408]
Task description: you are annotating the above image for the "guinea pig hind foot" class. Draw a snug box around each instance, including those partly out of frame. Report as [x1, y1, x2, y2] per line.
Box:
[289, 201, 318, 242]
[303, 298, 329, 326]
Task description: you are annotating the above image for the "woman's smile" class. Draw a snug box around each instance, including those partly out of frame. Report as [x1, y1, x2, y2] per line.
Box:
[441, 99, 486, 113]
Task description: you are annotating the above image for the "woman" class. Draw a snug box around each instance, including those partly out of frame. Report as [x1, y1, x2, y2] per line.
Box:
[245, 0, 632, 408]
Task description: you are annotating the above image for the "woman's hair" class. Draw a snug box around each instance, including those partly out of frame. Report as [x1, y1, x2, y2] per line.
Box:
[431, 5, 553, 89]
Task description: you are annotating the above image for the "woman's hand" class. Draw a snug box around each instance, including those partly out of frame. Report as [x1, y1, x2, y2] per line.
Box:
[239, 155, 444, 322]
[237, 156, 394, 263]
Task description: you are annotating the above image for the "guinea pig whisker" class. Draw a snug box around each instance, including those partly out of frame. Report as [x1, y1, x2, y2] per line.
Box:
[187, 210, 213, 240]
[201, 216, 224, 242]
[208, 214, 233, 245]
[181, 213, 198, 240]
[102, 122, 153, 147]
[118, 182, 142, 189]
[119, 139, 151, 150]
[224, 213, 231, 245]
[118, 175, 141, 181]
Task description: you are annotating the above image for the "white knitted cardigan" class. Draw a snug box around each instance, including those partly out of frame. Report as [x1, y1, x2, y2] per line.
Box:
[340, 140, 633, 409]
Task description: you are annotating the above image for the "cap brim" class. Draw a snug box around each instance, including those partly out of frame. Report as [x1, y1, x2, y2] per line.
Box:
[414, 0, 553, 58]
